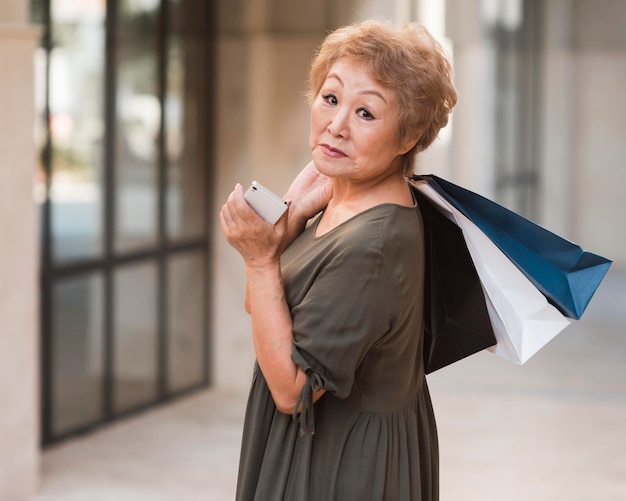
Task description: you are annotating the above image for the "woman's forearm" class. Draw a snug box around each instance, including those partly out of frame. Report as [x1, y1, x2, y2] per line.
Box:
[246, 262, 311, 414]
[220, 170, 330, 413]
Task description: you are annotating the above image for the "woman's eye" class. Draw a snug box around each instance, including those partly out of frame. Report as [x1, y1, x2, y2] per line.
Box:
[357, 107, 375, 120]
[322, 93, 338, 105]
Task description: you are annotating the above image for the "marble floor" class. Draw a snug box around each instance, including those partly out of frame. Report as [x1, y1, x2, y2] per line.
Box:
[34, 270, 626, 501]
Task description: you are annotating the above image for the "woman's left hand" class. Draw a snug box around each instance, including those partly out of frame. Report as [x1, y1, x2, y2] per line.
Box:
[220, 183, 289, 269]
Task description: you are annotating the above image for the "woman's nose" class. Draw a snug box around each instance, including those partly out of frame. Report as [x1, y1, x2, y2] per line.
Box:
[327, 109, 349, 139]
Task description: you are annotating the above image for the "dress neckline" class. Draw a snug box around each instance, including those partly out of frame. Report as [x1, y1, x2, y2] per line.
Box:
[313, 199, 418, 240]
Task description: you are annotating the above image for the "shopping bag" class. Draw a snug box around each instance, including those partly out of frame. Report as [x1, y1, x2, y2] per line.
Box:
[412, 187, 497, 373]
[413, 180, 571, 364]
[416, 175, 612, 319]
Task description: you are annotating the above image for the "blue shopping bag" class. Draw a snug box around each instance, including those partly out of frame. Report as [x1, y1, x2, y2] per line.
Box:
[413, 175, 612, 319]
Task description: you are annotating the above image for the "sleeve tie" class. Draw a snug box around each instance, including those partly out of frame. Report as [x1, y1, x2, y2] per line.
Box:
[293, 370, 324, 437]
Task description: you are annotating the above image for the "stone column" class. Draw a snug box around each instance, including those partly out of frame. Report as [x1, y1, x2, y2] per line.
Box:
[0, 2, 41, 499]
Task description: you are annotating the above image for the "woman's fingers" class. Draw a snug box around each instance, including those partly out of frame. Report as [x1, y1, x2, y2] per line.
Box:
[226, 183, 265, 226]
[220, 183, 288, 264]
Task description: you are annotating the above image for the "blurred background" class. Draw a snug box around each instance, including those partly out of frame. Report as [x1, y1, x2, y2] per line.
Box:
[0, 0, 624, 499]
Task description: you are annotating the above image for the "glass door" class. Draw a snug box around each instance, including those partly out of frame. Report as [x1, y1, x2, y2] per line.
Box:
[36, 0, 216, 444]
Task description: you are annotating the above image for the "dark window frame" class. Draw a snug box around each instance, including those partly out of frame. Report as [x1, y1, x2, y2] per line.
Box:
[38, 0, 217, 446]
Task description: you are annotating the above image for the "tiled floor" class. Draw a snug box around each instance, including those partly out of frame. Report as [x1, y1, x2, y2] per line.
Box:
[34, 390, 245, 501]
[34, 270, 626, 501]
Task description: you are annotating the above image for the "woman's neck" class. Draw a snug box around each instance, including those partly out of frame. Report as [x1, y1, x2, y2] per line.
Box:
[315, 171, 413, 236]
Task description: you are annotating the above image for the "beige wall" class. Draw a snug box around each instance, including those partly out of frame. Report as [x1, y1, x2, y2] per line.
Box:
[0, 3, 40, 500]
[568, 0, 626, 264]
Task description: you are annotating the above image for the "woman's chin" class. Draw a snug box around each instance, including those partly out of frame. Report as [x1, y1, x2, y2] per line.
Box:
[312, 154, 346, 178]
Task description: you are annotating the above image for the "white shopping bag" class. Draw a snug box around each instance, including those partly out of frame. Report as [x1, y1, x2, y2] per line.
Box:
[415, 183, 571, 364]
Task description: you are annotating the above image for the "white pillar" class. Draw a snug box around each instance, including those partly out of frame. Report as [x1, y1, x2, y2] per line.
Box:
[0, 3, 41, 499]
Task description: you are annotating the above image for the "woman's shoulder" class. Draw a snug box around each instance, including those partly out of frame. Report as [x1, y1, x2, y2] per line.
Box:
[287, 203, 422, 265]
[321, 203, 422, 258]
[344, 202, 422, 241]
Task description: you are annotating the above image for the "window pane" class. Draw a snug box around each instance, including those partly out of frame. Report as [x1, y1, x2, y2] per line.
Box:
[167, 252, 205, 392]
[52, 274, 104, 436]
[114, 262, 158, 413]
[48, 0, 106, 262]
[114, 0, 160, 252]
[166, 0, 210, 241]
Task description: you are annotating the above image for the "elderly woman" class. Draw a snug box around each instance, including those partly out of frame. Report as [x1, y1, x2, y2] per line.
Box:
[220, 20, 457, 501]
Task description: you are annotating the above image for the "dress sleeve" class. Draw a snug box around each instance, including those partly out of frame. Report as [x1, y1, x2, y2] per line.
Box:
[290, 242, 396, 434]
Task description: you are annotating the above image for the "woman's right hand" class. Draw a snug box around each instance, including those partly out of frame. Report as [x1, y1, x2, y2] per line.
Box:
[220, 184, 288, 270]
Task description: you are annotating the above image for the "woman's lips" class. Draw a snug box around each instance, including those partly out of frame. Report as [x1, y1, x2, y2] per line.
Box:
[320, 144, 347, 158]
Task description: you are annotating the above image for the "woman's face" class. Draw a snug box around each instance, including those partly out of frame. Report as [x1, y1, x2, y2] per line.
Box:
[309, 57, 412, 184]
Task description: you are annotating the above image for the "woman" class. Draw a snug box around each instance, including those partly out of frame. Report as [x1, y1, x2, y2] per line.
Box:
[220, 20, 457, 501]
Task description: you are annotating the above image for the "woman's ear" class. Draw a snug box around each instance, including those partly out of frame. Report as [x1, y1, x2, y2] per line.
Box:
[399, 125, 425, 155]
[399, 135, 421, 155]
[399, 139, 417, 155]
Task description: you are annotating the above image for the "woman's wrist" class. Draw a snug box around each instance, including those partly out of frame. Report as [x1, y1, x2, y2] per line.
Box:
[245, 260, 286, 313]
[245, 255, 281, 274]
[288, 200, 309, 225]
[280, 202, 307, 248]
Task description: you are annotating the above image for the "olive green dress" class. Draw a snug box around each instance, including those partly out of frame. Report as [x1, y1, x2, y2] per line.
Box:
[236, 201, 438, 501]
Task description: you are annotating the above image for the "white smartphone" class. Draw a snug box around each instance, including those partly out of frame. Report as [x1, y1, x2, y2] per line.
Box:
[244, 181, 289, 224]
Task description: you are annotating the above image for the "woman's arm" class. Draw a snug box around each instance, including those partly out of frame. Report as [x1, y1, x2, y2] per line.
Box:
[245, 161, 332, 314]
[245, 260, 322, 413]
[220, 183, 325, 413]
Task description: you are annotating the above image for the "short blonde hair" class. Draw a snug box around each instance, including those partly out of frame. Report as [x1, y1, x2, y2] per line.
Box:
[309, 20, 457, 174]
